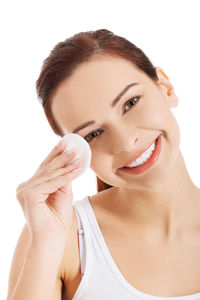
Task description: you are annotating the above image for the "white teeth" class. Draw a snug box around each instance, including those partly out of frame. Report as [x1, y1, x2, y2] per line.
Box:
[125, 140, 156, 168]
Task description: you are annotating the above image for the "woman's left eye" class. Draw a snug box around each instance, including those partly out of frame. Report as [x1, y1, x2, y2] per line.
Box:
[84, 95, 141, 143]
[122, 95, 141, 114]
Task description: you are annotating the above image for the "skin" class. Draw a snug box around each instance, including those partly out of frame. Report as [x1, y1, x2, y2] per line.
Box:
[50, 54, 200, 245]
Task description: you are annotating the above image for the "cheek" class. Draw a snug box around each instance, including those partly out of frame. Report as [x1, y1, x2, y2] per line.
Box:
[138, 94, 168, 126]
[142, 94, 180, 145]
[90, 153, 110, 173]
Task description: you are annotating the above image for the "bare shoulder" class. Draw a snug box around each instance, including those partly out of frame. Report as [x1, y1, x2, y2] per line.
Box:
[61, 191, 116, 299]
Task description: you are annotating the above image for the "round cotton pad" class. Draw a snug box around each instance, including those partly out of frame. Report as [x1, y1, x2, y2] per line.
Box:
[62, 133, 91, 176]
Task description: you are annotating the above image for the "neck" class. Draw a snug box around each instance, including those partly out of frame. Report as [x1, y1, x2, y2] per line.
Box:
[112, 150, 200, 241]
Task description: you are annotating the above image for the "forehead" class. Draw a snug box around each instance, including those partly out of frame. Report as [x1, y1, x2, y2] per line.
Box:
[50, 56, 148, 133]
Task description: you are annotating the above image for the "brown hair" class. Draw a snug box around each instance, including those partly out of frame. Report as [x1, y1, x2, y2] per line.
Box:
[35, 29, 159, 193]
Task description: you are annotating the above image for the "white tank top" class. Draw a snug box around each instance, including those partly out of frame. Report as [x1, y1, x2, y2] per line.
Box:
[72, 195, 200, 300]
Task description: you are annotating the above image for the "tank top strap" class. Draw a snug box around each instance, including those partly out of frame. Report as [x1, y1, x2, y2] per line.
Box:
[73, 195, 94, 278]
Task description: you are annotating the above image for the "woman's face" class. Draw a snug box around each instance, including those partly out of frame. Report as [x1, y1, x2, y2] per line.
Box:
[51, 55, 180, 190]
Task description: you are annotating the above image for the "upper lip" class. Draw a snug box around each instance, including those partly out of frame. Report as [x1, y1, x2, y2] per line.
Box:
[118, 135, 159, 169]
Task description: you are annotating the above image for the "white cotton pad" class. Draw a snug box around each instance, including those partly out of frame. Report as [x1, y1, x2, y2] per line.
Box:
[62, 133, 92, 176]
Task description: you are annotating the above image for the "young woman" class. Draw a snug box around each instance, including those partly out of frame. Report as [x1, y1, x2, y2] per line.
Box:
[7, 29, 200, 300]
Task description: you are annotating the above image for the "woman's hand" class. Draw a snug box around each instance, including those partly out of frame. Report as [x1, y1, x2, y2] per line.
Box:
[16, 139, 82, 246]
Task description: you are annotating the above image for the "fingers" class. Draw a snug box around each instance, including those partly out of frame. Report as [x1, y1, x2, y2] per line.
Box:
[30, 156, 82, 187]
[15, 139, 83, 241]
[28, 163, 82, 196]
[47, 149, 79, 170]
[40, 139, 76, 168]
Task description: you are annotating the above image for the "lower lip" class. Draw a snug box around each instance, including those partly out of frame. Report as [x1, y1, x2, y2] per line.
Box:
[118, 134, 162, 175]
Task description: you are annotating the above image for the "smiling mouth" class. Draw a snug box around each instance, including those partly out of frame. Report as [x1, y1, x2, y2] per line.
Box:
[117, 134, 162, 175]
[119, 136, 159, 169]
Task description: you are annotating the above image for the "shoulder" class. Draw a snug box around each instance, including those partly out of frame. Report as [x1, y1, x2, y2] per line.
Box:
[62, 189, 116, 281]
[60, 204, 85, 299]
[61, 193, 103, 281]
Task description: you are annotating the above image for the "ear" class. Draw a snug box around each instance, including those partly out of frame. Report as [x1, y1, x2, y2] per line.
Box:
[155, 67, 179, 108]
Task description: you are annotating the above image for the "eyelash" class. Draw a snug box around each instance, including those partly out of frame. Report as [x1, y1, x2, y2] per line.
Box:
[84, 95, 141, 143]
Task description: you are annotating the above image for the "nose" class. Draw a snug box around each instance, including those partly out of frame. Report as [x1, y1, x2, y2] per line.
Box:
[111, 127, 139, 154]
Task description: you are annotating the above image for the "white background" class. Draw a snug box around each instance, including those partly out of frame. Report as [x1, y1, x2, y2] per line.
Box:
[1, 0, 200, 298]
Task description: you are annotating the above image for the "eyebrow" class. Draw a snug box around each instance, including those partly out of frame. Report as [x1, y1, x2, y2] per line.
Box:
[72, 82, 139, 134]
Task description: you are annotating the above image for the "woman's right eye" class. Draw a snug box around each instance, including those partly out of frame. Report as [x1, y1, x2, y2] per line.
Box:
[84, 129, 104, 143]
